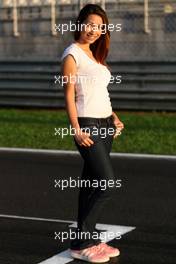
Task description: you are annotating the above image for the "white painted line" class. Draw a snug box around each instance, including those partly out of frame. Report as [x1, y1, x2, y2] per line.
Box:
[0, 147, 175, 159]
[38, 222, 136, 264]
[0, 147, 77, 155]
[0, 214, 74, 224]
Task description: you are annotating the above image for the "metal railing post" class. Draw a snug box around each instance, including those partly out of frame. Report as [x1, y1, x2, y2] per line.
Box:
[144, 0, 151, 34]
[101, 0, 105, 10]
[79, 0, 83, 10]
[13, 0, 20, 37]
[51, 0, 57, 36]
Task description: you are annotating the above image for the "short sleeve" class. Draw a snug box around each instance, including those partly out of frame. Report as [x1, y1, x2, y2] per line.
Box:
[60, 46, 80, 68]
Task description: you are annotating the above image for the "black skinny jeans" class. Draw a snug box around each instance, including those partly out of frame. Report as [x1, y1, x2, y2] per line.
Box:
[70, 114, 117, 250]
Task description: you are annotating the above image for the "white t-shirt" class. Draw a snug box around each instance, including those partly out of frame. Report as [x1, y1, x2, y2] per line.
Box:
[60, 42, 113, 118]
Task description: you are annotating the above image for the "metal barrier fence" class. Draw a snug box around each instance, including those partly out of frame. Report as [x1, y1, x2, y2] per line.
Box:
[0, 1, 176, 110]
[0, 60, 176, 110]
[0, 1, 176, 35]
[0, 1, 176, 60]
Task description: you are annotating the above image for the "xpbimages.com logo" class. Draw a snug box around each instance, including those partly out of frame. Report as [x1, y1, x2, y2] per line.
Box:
[54, 230, 121, 243]
[54, 74, 122, 86]
[54, 177, 122, 191]
[54, 125, 121, 139]
[55, 21, 122, 35]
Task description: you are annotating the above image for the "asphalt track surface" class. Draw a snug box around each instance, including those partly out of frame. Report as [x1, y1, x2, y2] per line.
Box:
[0, 148, 176, 264]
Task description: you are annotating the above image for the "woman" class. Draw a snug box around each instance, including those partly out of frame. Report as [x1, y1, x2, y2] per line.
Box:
[61, 3, 124, 263]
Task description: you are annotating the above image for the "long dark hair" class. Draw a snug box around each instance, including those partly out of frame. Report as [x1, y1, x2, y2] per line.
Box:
[73, 4, 110, 67]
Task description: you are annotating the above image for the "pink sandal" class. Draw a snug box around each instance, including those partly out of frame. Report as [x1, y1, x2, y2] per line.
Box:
[96, 242, 120, 257]
[70, 244, 110, 263]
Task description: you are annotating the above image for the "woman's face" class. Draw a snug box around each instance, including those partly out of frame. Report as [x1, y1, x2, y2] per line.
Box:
[79, 14, 104, 44]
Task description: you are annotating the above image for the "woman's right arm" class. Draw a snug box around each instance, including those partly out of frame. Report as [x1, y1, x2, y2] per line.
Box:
[61, 55, 94, 147]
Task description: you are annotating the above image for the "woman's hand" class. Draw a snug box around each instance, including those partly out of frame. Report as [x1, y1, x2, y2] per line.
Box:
[74, 128, 94, 147]
[112, 112, 124, 139]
